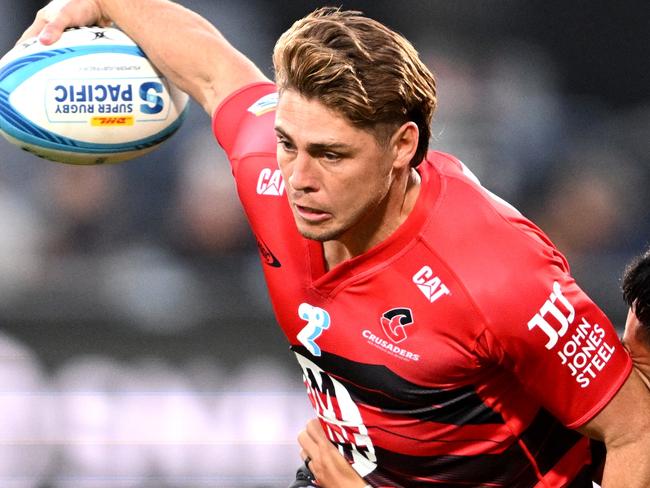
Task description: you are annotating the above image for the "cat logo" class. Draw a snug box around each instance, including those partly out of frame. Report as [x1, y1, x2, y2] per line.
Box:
[256, 168, 285, 196]
[412, 266, 450, 303]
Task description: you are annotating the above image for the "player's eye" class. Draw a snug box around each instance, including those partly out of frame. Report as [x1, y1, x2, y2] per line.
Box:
[322, 152, 341, 162]
[277, 138, 295, 152]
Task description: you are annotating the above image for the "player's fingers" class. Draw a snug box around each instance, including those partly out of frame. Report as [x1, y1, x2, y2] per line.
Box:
[299, 448, 315, 471]
[305, 418, 329, 443]
[17, 1, 105, 46]
[16, 18, 49, 45]
[298, 426, 318, 453]
[16, 5, 70, 46]
[38, 16, 71, 45]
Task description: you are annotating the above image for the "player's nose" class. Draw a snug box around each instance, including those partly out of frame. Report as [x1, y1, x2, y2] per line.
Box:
[287, 152, 319, 193]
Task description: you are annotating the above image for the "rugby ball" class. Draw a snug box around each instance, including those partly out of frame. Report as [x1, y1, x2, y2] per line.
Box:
[0, 26, 189, 164]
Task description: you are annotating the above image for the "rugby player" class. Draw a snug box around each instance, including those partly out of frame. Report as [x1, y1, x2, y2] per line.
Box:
[19, 1, 650, 486]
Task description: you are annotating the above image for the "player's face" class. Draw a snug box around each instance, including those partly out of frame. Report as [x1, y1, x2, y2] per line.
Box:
[274, 90, 410, 251]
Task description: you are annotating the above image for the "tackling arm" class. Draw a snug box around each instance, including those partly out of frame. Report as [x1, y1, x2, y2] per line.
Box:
[298, 419, 370, 488]
[622, 308, 650, 389]
[19, 0, 269, 115]
[577, 369, 650, 487]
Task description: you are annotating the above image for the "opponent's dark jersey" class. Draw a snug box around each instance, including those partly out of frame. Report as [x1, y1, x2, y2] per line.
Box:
[213, 82, 632, 487]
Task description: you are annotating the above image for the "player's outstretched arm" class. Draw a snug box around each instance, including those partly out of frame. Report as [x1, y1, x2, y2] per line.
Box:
[578, 370, 650, 487]
[18, 0, 269, 115]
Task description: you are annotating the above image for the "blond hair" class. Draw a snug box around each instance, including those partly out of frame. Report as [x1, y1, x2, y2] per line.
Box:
[273, 7, 437, 167]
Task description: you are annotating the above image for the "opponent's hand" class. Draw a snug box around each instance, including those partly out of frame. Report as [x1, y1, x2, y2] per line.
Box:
[18, 0, 110, 46]
[298, 419, 368, 488]
[622, 307, 650, 389]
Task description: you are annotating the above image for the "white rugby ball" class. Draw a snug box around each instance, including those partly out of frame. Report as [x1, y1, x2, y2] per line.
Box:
[0, 26, 189, 164]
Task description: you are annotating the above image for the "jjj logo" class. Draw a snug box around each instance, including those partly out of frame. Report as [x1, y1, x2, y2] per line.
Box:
[297, 303, 330, 357]
[527, 281, 617, 388]
[527, 281, 575, 350]
[380, 308, 414, 344]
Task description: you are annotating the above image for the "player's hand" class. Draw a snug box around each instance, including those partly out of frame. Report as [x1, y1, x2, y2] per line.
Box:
[18, 0, 110, 46]
[298, 419, 368, 488]
[622, 307, 650, 389]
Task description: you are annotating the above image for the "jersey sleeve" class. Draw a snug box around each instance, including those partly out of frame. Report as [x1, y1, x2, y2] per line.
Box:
[212, 82, 278, 175]
[210, 81, 300, 282]
[474, 234, 632, 428]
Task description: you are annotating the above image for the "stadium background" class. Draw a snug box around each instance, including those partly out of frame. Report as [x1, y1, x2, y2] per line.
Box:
[0, 0, 648, 486]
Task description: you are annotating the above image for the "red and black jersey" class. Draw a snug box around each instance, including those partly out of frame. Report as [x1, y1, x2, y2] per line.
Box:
[213, 82, 631, 487]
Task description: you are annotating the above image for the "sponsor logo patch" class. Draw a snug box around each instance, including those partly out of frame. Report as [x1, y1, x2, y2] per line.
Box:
[527, 281, 617, 388]
[297, 303, 330, 357]
[256, 168, 285, 196]
[91, 116, 134, 126]
[380, 307, 413, 344]
[247, 92, 278, 116]
[255, 237, 281, 268]
[362, 329, 420, 362]
[412, 266, 450, 303]
[362, 308, 420, 362]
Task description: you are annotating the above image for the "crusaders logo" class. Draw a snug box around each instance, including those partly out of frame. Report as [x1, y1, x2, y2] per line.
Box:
[380, 308, 414, 344]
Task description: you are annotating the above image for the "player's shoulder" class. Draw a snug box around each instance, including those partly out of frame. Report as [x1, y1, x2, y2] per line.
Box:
[422, 150, 555, 250]
[418, 151, 569, 297]
[420, 150, 514, 214]
[423, 150, 464, 170]
[212, 82, 278, 159]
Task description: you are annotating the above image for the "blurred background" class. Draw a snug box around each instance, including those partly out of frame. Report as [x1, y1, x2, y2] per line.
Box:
[0, 0, 648, 486]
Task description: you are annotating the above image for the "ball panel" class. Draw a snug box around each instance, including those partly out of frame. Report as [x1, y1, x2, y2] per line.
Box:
[0, 27, 189, 165]
[0, 128, 165, 165]
[0, 103, 188, 152]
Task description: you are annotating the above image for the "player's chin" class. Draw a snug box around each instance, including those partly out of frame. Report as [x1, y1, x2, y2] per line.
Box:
[296, 222, 341, 242]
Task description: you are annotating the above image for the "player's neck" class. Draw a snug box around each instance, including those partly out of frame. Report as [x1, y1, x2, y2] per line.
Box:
[635, 367, 650, 392]
[323, 167, 421, 270]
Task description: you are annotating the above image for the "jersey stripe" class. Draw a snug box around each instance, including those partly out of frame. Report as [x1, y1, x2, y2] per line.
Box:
[363, 410, 586, 487]
[293, 346, 502, 425]
[294, 344, 588, 487]
[519, 408, 585, 474]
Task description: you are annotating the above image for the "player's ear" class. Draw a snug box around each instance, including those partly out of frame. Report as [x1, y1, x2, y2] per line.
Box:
[623, 307, 643, 350]
[391, 121, 419, 170]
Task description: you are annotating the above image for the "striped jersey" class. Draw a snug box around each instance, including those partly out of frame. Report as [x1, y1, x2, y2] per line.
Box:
[212, 82, 631, 487]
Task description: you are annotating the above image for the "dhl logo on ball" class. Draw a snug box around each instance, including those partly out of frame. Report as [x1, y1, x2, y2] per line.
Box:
[91, 116, 134, 126]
